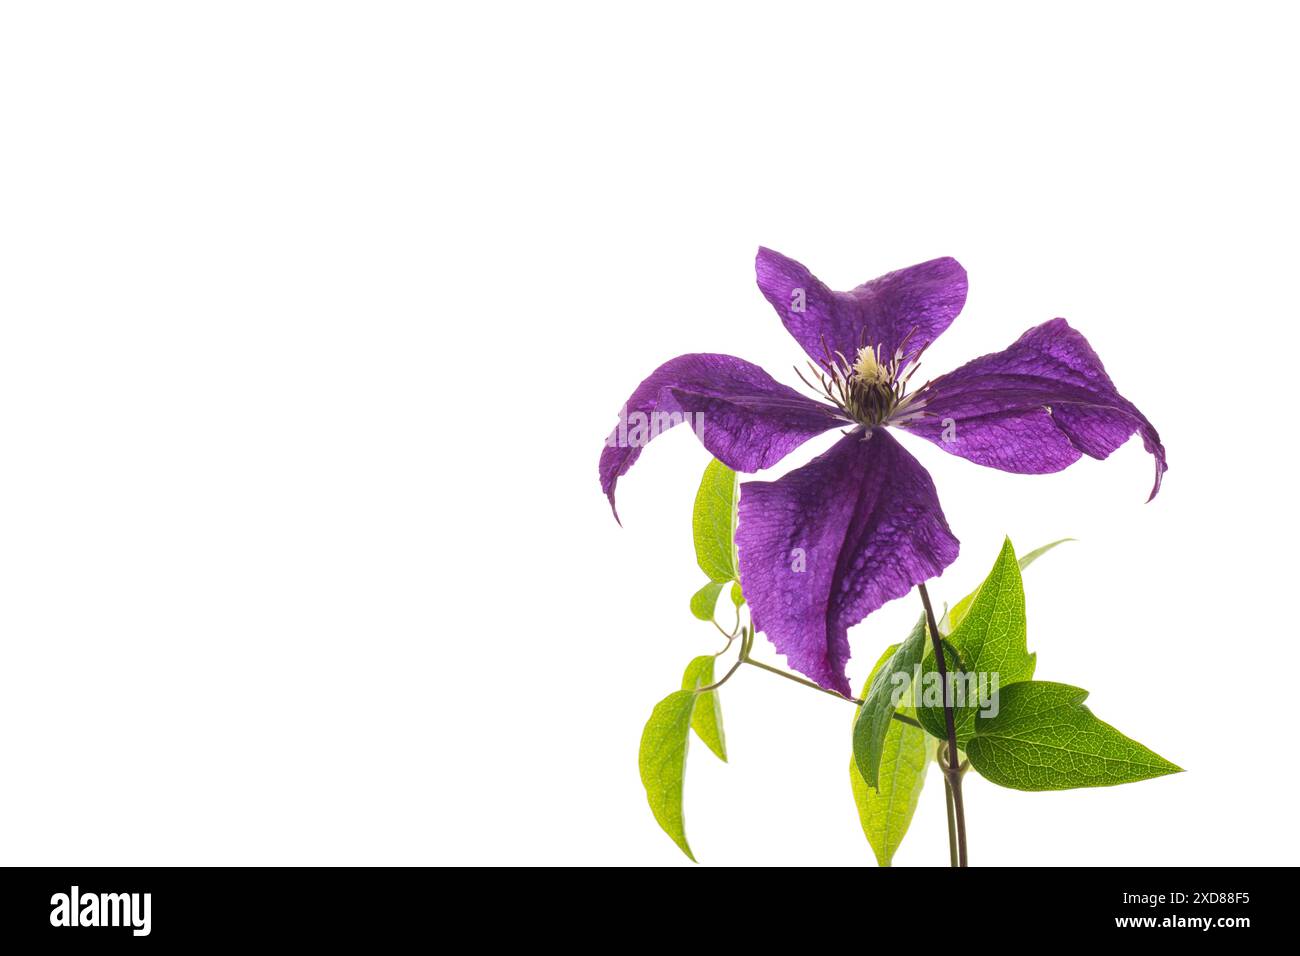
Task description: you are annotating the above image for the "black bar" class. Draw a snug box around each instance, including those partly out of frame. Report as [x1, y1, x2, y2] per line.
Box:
[0, 866, 1280, 943]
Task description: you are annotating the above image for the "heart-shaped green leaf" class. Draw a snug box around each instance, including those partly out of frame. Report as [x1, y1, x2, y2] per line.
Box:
[942, 537, 1073, 634]
[918, 538, 1034, 746]
[852, 615, 927, 788]
[850, 645, 934, 866]
[965, 681, 1182, 790]
[638, 689, 699, 861]
[681, 656, 726, 761]
[689, 581, 727, 621]
[692, 458, 738, 583]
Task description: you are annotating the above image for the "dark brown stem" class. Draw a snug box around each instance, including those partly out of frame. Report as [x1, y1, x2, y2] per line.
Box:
[942, 770, 958, 868]
[919, 582, 968, 867]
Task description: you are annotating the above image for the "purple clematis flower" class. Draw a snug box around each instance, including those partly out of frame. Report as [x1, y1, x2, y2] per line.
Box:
[600, 249, 1166, 695]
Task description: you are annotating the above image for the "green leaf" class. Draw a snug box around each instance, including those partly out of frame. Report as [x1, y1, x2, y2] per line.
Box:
[965, 681, 1182, 791]
[943, 537, 1073, 634]
[850, 645, 935, 866]
[638, 689, 699, 861]
[692, 459, 739, 583]
[689, 460, 744, 622]
[852, 615, 927, 788]
[1017, 537, 1076, 571]
[681, 656, 726, 761]
[689, 581, 727, 621]
[918, 538, 1034, 746]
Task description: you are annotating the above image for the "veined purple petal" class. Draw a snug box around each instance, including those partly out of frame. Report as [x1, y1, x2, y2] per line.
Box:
[599, 353, 844, 520]
[736, 428, 959, 695]
[901, 319, 1167, 500]
[755, 247, 968, 369]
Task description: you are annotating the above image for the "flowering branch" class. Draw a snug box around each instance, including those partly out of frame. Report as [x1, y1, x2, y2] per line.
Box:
[619, 249, 1177, 867]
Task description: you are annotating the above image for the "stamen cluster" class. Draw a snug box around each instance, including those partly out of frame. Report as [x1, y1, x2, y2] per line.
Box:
[795, 334, 927, 428]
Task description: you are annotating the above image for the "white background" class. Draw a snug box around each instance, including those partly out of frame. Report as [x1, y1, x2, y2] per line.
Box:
[1, 3, 1296, 866]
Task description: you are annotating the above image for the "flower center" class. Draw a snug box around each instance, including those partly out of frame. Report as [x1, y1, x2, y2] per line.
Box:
[794, 339, 928, 429]
[846, 346, 899, 425]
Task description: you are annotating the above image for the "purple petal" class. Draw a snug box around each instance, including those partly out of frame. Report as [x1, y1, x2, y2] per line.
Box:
[902, 319, 1167, 499]
[736, 428, 960, 695]
[599, 353, 844, 520]
[755, 247, 968, 369]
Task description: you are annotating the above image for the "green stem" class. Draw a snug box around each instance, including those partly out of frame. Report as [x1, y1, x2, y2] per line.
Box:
[696, 629, 746, 693]
[739, 643, 920, 731]
[942, 770, 958, 868]
[696, 656, 743, 693]
[710, 603, 742, 643]
[743, 656, 863, 705]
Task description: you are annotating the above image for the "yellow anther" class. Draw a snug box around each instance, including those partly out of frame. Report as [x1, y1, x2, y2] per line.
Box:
[851, 346, 890, 386]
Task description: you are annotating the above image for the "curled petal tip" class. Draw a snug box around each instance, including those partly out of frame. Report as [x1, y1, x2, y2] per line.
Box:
[1145, 466, 1166, 503]
[598, 353, 841, 525]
